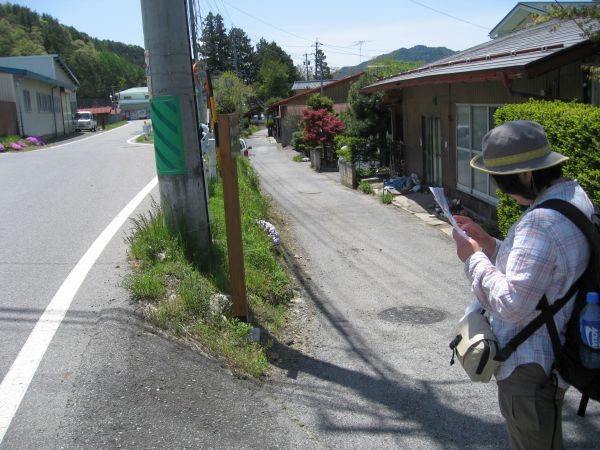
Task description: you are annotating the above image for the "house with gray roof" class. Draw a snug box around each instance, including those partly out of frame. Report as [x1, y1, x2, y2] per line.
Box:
[0, 54, 79, 138]
[363, 8, 599, 221]
[291, 79, 335, 95]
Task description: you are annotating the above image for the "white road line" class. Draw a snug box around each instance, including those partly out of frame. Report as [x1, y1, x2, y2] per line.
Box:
[0, 176, 158, 444]
[46, 122, 138, 150]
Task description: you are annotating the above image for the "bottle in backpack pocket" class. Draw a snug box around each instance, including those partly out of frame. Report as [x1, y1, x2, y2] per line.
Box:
[580, 292, 600, 369]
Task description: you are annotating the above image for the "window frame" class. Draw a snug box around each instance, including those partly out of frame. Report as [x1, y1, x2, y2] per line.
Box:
[23, 89, 31, 112]
[455, 103, 501, 205]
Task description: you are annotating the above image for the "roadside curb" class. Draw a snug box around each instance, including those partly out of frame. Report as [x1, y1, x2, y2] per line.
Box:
[390, 195, 454, 237]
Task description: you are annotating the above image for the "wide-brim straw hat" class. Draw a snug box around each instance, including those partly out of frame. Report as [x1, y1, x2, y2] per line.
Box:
[470, 120, 568, 175]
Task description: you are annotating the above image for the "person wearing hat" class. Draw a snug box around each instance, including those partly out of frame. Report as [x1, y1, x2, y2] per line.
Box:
[452, 120, 594, 450]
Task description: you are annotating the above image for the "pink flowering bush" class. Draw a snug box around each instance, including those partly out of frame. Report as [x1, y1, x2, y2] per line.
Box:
[10, 142, 22, 150]
[0, 143, 5, 152]
[26, 136, 45, 146]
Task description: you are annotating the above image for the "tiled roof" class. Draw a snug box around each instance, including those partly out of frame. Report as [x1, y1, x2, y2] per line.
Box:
[77, 107, 121, 114]
[363, 19, 597, 93]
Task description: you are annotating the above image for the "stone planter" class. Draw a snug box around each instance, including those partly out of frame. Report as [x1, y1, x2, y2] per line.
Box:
[310, 147, 322, 172]
[338, 157, 357, 188]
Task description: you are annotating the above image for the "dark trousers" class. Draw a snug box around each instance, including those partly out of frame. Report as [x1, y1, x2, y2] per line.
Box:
[497, 363, 566, 450]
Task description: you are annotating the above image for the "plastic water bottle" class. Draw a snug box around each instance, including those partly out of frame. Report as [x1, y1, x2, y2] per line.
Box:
[580, 292, 600, 369]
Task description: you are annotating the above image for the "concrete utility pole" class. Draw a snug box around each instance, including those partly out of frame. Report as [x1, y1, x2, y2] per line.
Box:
[303, 52, 311, 80]
[141, 0, 211, 253]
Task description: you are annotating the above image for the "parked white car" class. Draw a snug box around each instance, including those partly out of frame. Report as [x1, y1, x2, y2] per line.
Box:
[75, 111, 97, 132]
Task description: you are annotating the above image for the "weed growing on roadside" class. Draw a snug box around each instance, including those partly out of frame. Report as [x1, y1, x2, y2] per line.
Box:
[382, 192, 393, 204]
[124, 157, 292, 378]
[292, 154, 304, 162]
[359, 180, 374, 195]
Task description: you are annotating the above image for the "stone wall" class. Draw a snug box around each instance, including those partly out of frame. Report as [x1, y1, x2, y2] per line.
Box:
[338, 158, 357, 189]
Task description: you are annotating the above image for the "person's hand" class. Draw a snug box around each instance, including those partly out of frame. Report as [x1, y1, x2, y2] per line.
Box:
[452, 228, 483, 262]
[453, 215, 496, 257]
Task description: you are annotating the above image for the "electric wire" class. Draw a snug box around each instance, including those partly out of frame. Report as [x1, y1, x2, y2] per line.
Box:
[407, 0, 489, 30]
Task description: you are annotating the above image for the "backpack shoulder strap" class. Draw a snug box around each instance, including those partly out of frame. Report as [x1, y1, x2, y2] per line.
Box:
[495, 198, 591, 362]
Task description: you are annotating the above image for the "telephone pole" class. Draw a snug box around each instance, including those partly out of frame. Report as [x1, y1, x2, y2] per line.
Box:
[140, 0, 211, 252]
[303, 52, 311, 80]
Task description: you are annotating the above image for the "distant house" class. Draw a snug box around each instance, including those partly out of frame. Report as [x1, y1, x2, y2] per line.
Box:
[490, 1, 592, 38]
[363, 13, 600, 221]
[0, 54, 79, 138]
[267, 72, 364, 146]
[117, 86, 150, 120]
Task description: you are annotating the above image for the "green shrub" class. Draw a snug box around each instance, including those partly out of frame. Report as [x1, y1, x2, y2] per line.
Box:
[306, 93, 334, 112]
[496, 191, 528, 237]
[382, 192, 393, 204]
[291, 130, 309, 155]
[359, 180, 374, 195]
[494, 100, 600, 235]
[357, 167, 377, 179]
[334, 135, 368, 162]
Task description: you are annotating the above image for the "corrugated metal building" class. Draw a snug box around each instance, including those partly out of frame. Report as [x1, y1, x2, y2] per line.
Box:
[0, 54, 79, 138]
[363, 17, 600, 220]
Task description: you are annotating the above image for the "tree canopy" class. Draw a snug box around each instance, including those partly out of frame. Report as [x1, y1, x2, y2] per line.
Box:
[0, 3, 145, 100]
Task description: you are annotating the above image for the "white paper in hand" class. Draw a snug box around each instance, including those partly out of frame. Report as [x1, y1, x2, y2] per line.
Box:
[429, 187, 468, 239]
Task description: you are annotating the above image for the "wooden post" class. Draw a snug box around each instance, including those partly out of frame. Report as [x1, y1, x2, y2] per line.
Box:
[217, 114, 248, 320]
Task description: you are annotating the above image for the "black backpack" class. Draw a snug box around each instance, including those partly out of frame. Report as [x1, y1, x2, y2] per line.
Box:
[495, 199, 600, 417]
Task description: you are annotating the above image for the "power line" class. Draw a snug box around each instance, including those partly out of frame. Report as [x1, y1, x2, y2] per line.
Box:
[407, 0, 489, 30]
[220, 0, 312, 43]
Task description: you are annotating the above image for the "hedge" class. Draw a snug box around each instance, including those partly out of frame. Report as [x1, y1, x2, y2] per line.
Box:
[494, 100, 600, 237]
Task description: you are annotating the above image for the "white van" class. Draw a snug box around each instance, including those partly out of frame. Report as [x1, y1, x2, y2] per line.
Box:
[75, 111, 97, 132]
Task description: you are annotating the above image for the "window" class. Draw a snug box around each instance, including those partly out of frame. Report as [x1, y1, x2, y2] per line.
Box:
[36, 92, 53, 113]
[23, 90, 31, 112]
[456, 104, 499, 203]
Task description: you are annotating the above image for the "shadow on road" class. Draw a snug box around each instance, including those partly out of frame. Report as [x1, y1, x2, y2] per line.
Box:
[263, 243, 600, 449]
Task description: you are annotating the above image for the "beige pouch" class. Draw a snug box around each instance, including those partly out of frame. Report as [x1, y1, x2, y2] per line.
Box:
[449, 311, 501, 383]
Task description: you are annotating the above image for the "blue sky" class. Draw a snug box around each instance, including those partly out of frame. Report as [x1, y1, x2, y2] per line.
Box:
[5, 1, 594, 68]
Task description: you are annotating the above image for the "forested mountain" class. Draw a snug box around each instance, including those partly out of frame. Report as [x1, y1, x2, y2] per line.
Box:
[335, 45, 456, 77]
[0, 3, 145, 100]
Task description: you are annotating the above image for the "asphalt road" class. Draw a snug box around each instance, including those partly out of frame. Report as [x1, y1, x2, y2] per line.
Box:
[0, 124, 313, 449]
[247, 129, 600, 449]
[2, 125, 598, 449]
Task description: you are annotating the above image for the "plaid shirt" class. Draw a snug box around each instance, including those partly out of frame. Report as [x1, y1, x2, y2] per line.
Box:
[465, 180, 593, 381]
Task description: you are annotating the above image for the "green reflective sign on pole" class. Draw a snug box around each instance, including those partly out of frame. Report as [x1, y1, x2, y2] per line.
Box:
[150, 95, 186, 175]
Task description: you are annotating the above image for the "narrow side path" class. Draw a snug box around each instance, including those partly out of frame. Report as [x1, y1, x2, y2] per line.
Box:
[248, 130, 600, 450]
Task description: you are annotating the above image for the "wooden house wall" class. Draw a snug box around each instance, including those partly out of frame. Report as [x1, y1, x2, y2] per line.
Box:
[398, 60, 588, 220]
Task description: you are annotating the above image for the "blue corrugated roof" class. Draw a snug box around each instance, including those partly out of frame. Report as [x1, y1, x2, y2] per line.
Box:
[0, 65, 76, 90]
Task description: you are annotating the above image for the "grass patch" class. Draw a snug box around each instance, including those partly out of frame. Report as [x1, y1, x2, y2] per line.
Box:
[136, 131, 154, 143]
[241, 124, 262, 138]
[124, 157, 292, 378]
[105, 120, 128, 131]
[382, 192, 393, 204]
[292, 154, 305, 162]
[359, 180, 374, 195]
